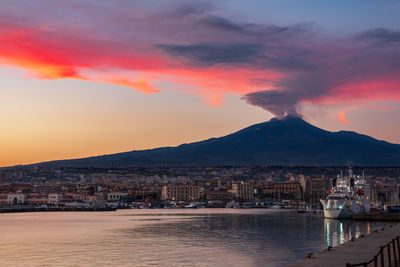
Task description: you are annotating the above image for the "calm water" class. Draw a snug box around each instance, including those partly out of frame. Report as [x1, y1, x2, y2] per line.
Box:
[0, 209, 387, 266]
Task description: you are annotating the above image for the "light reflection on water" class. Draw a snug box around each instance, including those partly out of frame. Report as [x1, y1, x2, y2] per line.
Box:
[324, 218, 373, 247]
[0, 209, 387, 267]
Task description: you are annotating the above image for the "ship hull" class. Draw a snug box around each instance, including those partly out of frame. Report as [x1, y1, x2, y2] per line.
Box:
[323, 208, 353, 219]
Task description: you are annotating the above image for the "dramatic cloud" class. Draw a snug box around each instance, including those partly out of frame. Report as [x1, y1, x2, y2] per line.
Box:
[241, 29, 400, 117]
[0, 1, 399, 119]
[200, 16, 246, 32]
[358, 28, 400, 43]
[157, 43, 263, 66]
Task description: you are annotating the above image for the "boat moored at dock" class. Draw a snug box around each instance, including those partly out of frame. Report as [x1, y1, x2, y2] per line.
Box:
[320, 165, 371, 219]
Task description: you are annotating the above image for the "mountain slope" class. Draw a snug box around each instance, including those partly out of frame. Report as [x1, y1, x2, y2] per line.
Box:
[33, 116, 400, 167]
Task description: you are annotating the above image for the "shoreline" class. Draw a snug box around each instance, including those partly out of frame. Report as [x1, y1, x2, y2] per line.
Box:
[0, 206, 116, 213]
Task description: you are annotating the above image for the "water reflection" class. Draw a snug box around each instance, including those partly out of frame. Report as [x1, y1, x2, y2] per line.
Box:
[0, 210, 389, 267]
[324, 219, 373, 247]
[123, 211, 386, 266]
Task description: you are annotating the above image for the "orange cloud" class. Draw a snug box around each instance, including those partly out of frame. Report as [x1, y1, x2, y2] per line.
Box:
[338, 109, 351, 124]
[0, 22, 284, 103]
[112, 78, 159, 94]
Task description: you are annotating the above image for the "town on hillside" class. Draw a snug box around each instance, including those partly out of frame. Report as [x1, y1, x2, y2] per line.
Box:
[1, 166, 399, 210]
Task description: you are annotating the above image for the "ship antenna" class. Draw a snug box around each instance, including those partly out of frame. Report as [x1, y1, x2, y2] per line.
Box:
[349, 164, 352, 177]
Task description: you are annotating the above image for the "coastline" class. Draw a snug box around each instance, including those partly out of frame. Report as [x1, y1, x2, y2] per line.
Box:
[0, 206, 116, 213]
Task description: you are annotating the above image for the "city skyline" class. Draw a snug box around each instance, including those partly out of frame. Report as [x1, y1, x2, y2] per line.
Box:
[1, 0, 400, 166]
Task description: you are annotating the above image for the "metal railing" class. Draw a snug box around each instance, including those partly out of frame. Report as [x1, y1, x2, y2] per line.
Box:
[346, 235, 400, 267]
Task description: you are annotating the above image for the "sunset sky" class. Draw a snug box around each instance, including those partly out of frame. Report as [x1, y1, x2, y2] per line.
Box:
[1, 0, 400, 166]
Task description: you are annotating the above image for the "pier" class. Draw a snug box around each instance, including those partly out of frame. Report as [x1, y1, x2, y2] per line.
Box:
[285, 223, 400, 267]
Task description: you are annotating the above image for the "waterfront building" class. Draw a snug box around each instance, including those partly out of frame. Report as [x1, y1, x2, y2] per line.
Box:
[306, 176, 331, 203]
[27, 193, 48, 205]
[48, 193, 63, 204]
[229, 182, 254, 201]
[262, 183, 276, 195]
[205, 189, 233, 201]
[374, 184, 400, 205]
[0, 193, 7, 205]
[120, 194, 135, 204]
[161, 185, 200, 201]
[7, 193, 26, 204]
[85, 193, 106, 206]
[298, 175, 307, 194]
[64, 192, 86, 201]
[272, 182, 302, 201]
[131, 189, 151, 200]
[107, 192, 128, 202]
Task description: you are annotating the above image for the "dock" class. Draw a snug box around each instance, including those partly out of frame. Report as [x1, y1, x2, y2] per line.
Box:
[284, 223, 400, 267]
[353, 213, 400, 221]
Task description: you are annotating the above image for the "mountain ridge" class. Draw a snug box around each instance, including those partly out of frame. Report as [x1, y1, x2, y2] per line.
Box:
[19, 116, 400, 167]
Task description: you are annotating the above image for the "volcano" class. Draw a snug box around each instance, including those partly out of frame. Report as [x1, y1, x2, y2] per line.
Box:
[31, 116, 400, 167]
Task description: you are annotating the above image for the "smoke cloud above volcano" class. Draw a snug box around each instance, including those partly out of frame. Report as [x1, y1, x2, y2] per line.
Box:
[0, 1, 400, 118]
[241, 27, 400, 118]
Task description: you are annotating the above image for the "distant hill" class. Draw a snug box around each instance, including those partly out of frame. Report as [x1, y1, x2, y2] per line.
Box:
[30, 116, 400, 167]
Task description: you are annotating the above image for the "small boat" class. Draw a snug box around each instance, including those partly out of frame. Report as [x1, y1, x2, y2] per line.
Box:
[226, 201, 240, 208]
[184, 203, 197, 209]
[138, 204, 152, 209]
[298, 208, 308, 213]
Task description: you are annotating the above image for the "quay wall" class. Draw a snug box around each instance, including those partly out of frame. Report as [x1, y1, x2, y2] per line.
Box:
[353, 213, 400, 221]
[284, 223, 400, 267]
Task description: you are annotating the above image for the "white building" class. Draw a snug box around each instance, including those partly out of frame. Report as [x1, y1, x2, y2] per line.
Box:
[48, 193, 63, 204]
[7, 193, 26, 204]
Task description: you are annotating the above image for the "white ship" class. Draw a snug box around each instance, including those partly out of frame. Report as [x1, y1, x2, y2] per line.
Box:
[320, 165, 371, 219]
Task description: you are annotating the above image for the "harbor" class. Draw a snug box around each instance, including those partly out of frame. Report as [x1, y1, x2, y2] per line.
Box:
[1, 165, 399, 266]
[284, 166, 400, 266]
[0, 209, 389, 266]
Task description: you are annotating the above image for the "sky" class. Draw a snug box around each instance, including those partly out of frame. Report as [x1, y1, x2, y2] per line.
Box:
[1, 0, 400, 166]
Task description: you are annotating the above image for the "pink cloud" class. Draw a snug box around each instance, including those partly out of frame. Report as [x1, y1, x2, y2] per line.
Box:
[0, 1, 399, 116]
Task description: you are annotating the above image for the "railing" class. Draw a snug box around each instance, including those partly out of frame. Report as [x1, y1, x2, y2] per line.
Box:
[346, 235, 400, 267]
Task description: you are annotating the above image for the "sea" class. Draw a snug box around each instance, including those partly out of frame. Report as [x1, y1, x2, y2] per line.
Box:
[0, 209, 387, 267]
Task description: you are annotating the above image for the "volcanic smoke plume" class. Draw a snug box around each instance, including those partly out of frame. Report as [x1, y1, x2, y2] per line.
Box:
[242, 90, 299, 118]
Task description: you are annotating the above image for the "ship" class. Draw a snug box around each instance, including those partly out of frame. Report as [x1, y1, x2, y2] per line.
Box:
[320, 165, 371, 219]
